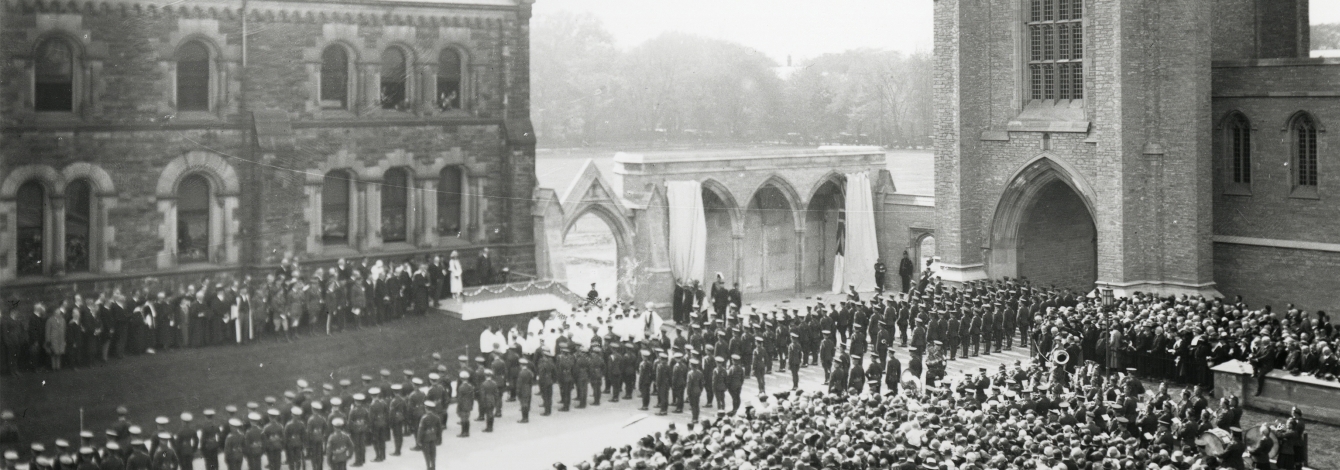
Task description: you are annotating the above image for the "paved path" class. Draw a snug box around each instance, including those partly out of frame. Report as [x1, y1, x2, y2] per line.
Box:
[396, 332, 1032, 469]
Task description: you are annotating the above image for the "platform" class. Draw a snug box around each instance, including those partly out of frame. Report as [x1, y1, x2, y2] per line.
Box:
[1213, 359, 1340, 426]
[433, 280, 581, 321]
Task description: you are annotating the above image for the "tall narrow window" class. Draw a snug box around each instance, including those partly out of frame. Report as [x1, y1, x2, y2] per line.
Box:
[321, 46, 349, 109]
[177, 174, 211, 263]
[322, 171, 352, 246]
[35, 39, 74, 112]
[437, 49, 463, 110]
[381, 168, 409, 243]
[16, 181, 46, 276]
[437, 166, 463, 236]
[1027, 0, 1083, 102]
[177, 41, 211, 112]
[1226, 114, 1252, 186]
[65, 179, 92, 272]
[1293, 114, 1319, 188]
[380, 48, 408, 110]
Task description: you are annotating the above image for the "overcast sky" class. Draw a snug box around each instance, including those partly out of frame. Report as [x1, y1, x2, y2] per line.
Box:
[533, 1, 1340, 63]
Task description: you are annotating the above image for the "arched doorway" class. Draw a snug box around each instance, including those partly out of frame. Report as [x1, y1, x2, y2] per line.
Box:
[743, 183, 797, 294]
[1017, 180, 1097, 291]
[562, 211, 620, 302]
[702, 183, 737, 286]
[804, 179, 844, 290]
[916, 234, 936, 274]
[988, 157, 1099, 293]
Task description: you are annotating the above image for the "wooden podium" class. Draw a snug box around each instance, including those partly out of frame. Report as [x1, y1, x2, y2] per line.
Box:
[432, 280, 581, 321]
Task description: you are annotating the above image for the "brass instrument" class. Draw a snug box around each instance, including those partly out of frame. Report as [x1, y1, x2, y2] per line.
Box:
[1050, 349, 1069, 366]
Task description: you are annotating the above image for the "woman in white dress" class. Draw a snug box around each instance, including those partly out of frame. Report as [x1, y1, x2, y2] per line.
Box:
[448, 250, 464, 298]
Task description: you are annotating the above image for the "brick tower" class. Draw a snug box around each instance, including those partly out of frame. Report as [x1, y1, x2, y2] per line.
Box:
[933, 0, 1224, 297]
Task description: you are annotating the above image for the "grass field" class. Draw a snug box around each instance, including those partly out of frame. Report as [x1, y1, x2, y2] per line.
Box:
[1, 312, 518, 444]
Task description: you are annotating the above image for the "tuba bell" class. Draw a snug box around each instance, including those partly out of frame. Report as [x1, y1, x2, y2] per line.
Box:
[1050, 349, 1069, 365]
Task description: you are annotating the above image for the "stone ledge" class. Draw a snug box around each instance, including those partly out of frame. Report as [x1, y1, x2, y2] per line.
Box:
[1213, 359, 1340, 426]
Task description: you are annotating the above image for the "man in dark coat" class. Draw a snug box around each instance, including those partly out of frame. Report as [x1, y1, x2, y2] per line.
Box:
[898, 251, 915, 293]
[473, 249, 494, 286]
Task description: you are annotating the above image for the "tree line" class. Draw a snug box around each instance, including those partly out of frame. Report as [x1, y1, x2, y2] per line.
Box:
[531, 11, 934, 148]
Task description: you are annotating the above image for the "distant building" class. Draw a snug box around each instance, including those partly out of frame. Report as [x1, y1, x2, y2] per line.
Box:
[0, 0, 537, 293]
[935, 0, 1337, 309]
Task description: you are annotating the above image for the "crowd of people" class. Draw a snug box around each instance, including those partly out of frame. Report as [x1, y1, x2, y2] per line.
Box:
[0, 249, 503, 375]
[0, 268, 1328, 470]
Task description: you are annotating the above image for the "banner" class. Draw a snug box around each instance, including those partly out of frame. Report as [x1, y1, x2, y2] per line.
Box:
[842, 171, 880, 292]
[666, 180, 708, 287]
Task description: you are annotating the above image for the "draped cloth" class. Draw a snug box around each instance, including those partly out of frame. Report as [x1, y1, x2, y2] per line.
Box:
[841, 172, 880, 292]
[666, 180, 707, 287]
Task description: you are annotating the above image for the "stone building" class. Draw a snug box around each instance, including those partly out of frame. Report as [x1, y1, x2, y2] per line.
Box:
[935, 0, 1337, 310]
[0, 0, 537, 295]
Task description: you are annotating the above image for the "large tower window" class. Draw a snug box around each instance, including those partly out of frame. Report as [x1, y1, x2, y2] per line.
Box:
[1027, 0, 1083, 101]
[35, 38, 75, 112]
[176, 41, 211, 111]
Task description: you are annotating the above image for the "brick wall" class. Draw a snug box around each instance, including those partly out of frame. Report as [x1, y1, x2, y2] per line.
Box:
[1214, 243, 1340, 313]
[1017, 180, 1096, 292]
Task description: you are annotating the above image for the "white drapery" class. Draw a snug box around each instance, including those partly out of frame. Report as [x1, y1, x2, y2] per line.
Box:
[666, 180, 707, 287]
[841, 171, 880, 292]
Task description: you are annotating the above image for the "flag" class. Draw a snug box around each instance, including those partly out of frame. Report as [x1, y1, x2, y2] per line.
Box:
[832, 196, 847, 293]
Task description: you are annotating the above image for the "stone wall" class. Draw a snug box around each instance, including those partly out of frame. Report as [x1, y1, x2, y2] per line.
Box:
[0, 0, 536, 298]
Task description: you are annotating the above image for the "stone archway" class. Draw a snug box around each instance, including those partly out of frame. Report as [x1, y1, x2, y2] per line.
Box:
[743, 181, 799, 294]
[987, 156, 1098, 291]
[804, 177, 844, 290]
[700, 179, 739, 286]
[561, 202, 634, 300]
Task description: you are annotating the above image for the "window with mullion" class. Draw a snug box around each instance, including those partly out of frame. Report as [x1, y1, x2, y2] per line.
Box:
[1296, 117, 1318, 188]
[1026, 0, 1083, 102]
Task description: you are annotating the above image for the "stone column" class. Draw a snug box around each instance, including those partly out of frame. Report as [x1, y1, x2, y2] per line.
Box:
[794, 227, 806, 294]
[418, 176, 438, 247]
[304, 182, 323, 255]
[50, 195, 65, 276]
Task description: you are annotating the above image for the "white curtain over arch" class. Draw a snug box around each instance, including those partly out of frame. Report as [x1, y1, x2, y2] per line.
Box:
[666, 180, 707, 287]
[840, 171, 879, 292]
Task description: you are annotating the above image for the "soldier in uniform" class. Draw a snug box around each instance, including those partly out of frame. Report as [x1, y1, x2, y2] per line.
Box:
[488, 354, 506, 416]
[386, 386, 406, 456]
[865, 355, 883, 395]
[572, 348, 589, 410]
[751, 338, 768, 394]
[478, 370, 498, 433]
[654, 352, 672, 416]
[515, 358, 534, 423]
[883, 351, 901, 396]
[261, 410, 284, 470]
[175, 414, 197, 470]
[671, 352, 687, 413]
[453, 372, 474, 438]
[637, 350, 654, 411]
[344, 396, 367, 468]
[536, 351, 555, 416]
[701, 347, 717, 408]
[197, 411, 220, 470]
[1002, 305, 1016, 351]
[726, 354, 745, 414]
[967, 312, 982, 357]
[711, 356, 728, 412]
[322, 419, 350, 470]
[281, 409, 304, 470]
[556, 348, 574, 412]
[222, 420, 244, 470]
[819, 330, 834, 382]
[366, 389, 387, 463]
[414, 403, 441, 470]
[303, 404, 326, 470]
[603, 344, 620, 404]
[828, 355, 848, 395]
[243, 414, 264, 470]
[787, 332, 802, 390]
[685, 357, 704, 421]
